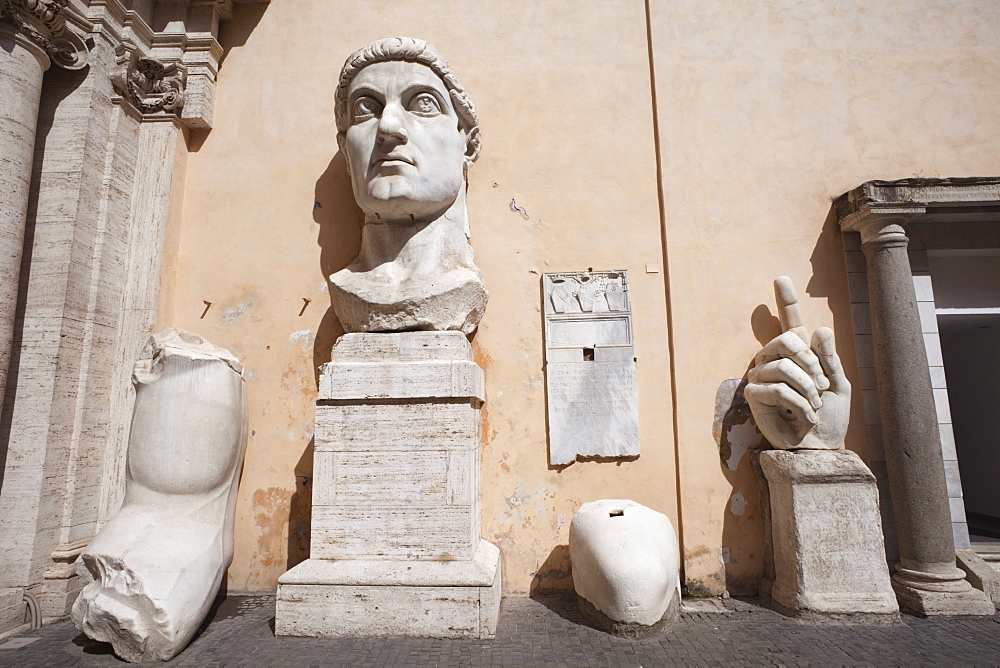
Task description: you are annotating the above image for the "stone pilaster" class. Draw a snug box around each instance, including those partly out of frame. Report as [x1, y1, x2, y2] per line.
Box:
[840, 206, 993, 616]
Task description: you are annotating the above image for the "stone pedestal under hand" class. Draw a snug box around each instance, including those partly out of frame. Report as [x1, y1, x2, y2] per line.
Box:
[71, 330, 248, 662]
[569, 499, 680, 637]
[760, 449, 899, 623]
[276, 331, 501, 638]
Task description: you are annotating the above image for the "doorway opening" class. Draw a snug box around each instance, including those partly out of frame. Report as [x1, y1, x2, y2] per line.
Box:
[932, 249, 1000, 547]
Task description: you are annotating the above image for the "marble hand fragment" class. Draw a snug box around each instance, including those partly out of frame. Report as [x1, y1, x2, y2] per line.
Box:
[745, 277, 851, 450]
[71, 329, 248, 662]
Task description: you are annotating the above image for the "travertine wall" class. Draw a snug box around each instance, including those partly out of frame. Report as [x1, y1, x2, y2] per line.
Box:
[158, 0, 1000, 594]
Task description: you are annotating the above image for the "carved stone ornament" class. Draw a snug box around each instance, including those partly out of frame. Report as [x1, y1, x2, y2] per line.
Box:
[0, 0, 88, 70]
[111, 52, 186, 115]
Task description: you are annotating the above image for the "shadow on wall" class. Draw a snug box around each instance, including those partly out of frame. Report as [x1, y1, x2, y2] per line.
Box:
[311, 151, 361, 385]
[529, 543, 573, 595]
[713, 337, 770, 597]
[286, 436, 314, 570]
[219, 2, 269, 53]
[806, 204, 865, 459]
[187, 2, 271, 153]
[279, 150, 360, 569]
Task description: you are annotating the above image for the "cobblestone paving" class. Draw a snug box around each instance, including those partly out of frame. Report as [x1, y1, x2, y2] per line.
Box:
[2, 594, 999, 667]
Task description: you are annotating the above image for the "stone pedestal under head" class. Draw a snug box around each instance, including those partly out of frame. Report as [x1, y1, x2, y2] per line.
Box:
[71, 329, 248, 662]
[328, 36, 487, 335]
[570, 499, 680, 637]
[760, 450, 900, 623]
[276, 332, 501, 638]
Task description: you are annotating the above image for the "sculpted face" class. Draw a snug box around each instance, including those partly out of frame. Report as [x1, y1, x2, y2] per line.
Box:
[344, 61, 469, 222]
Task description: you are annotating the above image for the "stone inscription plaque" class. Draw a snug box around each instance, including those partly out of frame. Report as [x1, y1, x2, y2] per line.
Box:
[543, 270, 640, 465]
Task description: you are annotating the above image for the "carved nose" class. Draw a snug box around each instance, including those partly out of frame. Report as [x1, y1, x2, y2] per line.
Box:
[376, 106, 407, 144]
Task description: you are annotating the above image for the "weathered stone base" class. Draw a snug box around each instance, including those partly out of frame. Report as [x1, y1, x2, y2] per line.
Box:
[276, 539, 501, 638]
[768, 592, 901, 626]
[956, 549, 1000, 607]
[577, 590, 679, 638]
[0, 589, 26, 636]
[761, 450, 900, 621]
[892, 572, 995, 617]
[40, 568, 85, 623]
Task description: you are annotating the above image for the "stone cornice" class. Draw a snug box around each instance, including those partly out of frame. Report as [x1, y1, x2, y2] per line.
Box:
[89, 0, 268, 127]
[836, 177, 1000, 242]
[0, 0, 89, 69]
[836, 177, 1000, 229]
[86, 0, 156, 52]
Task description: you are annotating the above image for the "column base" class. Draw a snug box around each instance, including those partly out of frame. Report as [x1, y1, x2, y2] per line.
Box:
[892, 570, 995, 617]
[276, 539, 501, 639]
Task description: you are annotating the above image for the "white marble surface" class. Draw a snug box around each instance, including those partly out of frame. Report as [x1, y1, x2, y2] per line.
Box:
[329, 38, 487, 334]
[543, 271, 639, 465]
[71, 330, 248, 662]
[746, 277, 851, 450]
[569, 499, 679, 627]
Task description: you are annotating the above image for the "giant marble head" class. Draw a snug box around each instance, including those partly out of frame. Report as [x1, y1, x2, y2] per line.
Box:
[334, 37, 482, 223]
[329, 38, 488, 335]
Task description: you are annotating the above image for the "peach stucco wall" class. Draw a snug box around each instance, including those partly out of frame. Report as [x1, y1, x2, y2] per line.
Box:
[648, 0, 1000, 594]
[159, 0, 1000, 594]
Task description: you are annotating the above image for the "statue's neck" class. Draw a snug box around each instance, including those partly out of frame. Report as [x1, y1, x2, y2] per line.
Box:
[354, 188, 475, 279]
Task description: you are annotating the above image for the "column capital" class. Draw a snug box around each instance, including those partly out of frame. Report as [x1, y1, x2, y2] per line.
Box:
[0, 0, 88, 70]
[838, 203, 924, 246]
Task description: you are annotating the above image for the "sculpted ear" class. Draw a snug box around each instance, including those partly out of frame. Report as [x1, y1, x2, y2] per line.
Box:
[337, 132, 350, 172]
[464, 126, 481, 172]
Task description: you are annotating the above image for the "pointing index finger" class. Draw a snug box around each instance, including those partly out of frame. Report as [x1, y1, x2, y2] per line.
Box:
[774, 276, 809, 345]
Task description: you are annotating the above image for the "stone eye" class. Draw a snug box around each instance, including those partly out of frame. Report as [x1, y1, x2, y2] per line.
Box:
[409, 93, 441, 116]
[352, 97, 380, 122]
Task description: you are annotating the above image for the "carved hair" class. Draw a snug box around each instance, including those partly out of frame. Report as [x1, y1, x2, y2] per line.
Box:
[335, 37, 481, 170]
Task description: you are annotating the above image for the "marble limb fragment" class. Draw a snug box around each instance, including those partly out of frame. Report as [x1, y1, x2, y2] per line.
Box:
[71, 329, 248, 662]
[569, 499, 680, 636]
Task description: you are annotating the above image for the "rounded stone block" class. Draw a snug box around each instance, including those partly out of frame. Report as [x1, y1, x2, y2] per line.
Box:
[569, 499, 680, 635]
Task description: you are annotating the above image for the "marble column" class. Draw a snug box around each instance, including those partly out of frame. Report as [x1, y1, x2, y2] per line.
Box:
[0, 25, 49, 408]
[854, 214, 992, 616]
[0, 0, 87, 412]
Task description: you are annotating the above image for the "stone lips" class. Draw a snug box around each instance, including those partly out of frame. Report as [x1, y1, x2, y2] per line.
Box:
[569, 499, 680, 629]
[71, 329, 248, 662]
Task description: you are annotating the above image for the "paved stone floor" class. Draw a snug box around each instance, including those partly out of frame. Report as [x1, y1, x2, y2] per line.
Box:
[2, 594, 999, 667]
